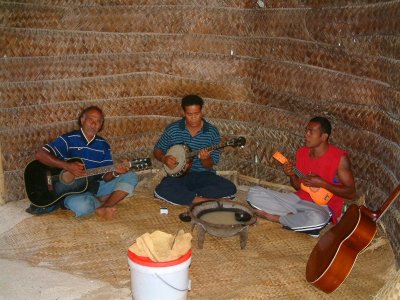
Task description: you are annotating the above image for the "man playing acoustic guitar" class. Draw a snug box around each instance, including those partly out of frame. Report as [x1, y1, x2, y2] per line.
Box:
[25, 106, 138, 220]
[248, 116, 356, 237]
[153, 95, 237, 206]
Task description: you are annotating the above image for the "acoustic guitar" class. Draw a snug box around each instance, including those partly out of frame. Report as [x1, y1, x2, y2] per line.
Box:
[164, 137, 246, 177]
[24, 157, 152, 207]
[272, 151, 333, 205]
[306, 184, 400, 293]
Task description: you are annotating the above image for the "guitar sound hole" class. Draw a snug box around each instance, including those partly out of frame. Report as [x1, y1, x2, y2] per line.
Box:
[60, 171, 75, 185]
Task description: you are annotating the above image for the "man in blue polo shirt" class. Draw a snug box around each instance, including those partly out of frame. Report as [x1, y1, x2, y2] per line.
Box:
[26, 106, 138, 219]
[153, 95, 237, 206]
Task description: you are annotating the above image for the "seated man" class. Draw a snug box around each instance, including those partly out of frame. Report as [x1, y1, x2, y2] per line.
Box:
[26, 106, 138, 220]
[153, 95, 237, 206]
[248, 116, 356, 237]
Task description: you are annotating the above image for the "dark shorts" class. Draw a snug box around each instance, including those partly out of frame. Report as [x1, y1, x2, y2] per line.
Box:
[154, 171, 237, 205]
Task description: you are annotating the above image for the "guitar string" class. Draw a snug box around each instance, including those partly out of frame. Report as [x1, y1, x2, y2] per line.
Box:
[48, 159, 150, 180]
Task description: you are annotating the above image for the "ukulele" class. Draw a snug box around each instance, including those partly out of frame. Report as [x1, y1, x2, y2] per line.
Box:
[272, 151, 333, 205]
[306, 184, 400, 293]
[24, 157, 152, 207]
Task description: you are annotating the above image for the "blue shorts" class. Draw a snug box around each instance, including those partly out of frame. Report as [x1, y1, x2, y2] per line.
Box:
[64, 172, 138, 217]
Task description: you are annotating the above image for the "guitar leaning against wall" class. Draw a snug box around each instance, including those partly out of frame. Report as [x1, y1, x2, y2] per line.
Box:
[306, 184, 400, 293]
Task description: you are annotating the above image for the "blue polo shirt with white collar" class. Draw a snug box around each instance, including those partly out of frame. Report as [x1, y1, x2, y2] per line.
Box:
[44, 129, 113, 169]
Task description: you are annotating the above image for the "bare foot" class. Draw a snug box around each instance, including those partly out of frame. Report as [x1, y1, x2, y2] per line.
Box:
[192, 197, 226, 204]
[192, 196, 211, 204]
[253, 210, 280, 223]
[96, 207, 117, 220]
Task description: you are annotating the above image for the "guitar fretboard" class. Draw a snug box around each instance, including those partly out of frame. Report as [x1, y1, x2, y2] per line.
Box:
[292, 167, 305, 179]
[376, 184, 400, 222]
[74, 159, 149, 179]
[83, 165, 121, 178]
[186, 142, 229, 159]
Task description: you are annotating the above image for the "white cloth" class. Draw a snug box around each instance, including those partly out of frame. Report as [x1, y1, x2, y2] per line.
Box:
[129, 230, 192, 262]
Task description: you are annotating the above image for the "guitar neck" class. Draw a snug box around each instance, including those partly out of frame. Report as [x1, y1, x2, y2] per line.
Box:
[375, 184, 400, 222]
[186, 142, 229, 159]
[83, 165, 118, 178]
[292, 166, 305, 179]
[77, 161, 142, 179]
[273, 151, 305, 179]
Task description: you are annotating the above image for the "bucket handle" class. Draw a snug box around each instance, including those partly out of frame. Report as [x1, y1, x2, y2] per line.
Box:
[155, 273, 189, 292]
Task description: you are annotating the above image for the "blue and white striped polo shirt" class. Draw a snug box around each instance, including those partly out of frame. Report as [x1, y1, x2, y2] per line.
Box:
[155, 118, 220, 172]
[44, 129, 113, 169]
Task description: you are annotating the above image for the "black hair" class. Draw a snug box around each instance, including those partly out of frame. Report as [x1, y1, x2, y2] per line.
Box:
[78, 106, 105, 131]
[309, 116, 332, 137]
[181, 95, 204, 110]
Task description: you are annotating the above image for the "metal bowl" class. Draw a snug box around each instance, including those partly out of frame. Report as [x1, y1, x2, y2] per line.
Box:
[189, 200, 257, 249]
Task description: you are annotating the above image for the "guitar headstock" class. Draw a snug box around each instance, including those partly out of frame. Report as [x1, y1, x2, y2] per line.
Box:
[272, 151, 288, 165]
[227, 136, 246, 148]
[131, 157, 152, 170]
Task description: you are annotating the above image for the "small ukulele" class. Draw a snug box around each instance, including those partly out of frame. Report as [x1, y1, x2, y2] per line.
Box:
[272, 151, 333, 205]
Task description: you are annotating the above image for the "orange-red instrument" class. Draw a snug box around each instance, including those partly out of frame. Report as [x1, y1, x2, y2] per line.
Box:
[272, 151, 333, 205]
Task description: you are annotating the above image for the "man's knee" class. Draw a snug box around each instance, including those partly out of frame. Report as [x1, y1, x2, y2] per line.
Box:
[64, 194, 99, 217]
[226, 180, 237, 194]
[120, 172, 138, 186]
[154, 185, 194, 206]
[247, 186, 264, 206]
[308, 209, 331, 225]
[115, 172, 138, 196]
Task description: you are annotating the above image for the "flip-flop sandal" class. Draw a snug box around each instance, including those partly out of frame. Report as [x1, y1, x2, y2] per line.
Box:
[179, 212, 192, 222]
[234, 210, 252, 222]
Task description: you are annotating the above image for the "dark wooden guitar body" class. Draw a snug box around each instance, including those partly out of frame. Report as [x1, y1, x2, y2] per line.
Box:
[306, 204, 377, 293]
[306, 184, 400, 293]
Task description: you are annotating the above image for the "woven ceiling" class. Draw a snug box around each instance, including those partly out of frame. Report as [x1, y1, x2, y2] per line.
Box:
[0, 0, 399, 265]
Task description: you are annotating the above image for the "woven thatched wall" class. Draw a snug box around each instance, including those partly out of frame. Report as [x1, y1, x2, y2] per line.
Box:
[1, 1, 399, 265]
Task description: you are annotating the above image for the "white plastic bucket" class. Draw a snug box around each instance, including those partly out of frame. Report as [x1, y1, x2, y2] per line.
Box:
[127, 248, 192, 300]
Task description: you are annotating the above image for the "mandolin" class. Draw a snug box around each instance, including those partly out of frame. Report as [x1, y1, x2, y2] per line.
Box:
[306, 184, 400, 293]
[24, 157, 152, 207]
[272, 151, 333, 205]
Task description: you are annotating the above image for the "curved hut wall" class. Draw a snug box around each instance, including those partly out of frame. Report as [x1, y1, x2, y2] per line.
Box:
[0, 0, 399, 266]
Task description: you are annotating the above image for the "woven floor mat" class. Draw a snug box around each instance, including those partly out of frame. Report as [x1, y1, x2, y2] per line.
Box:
[0, 190, 395, 299]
